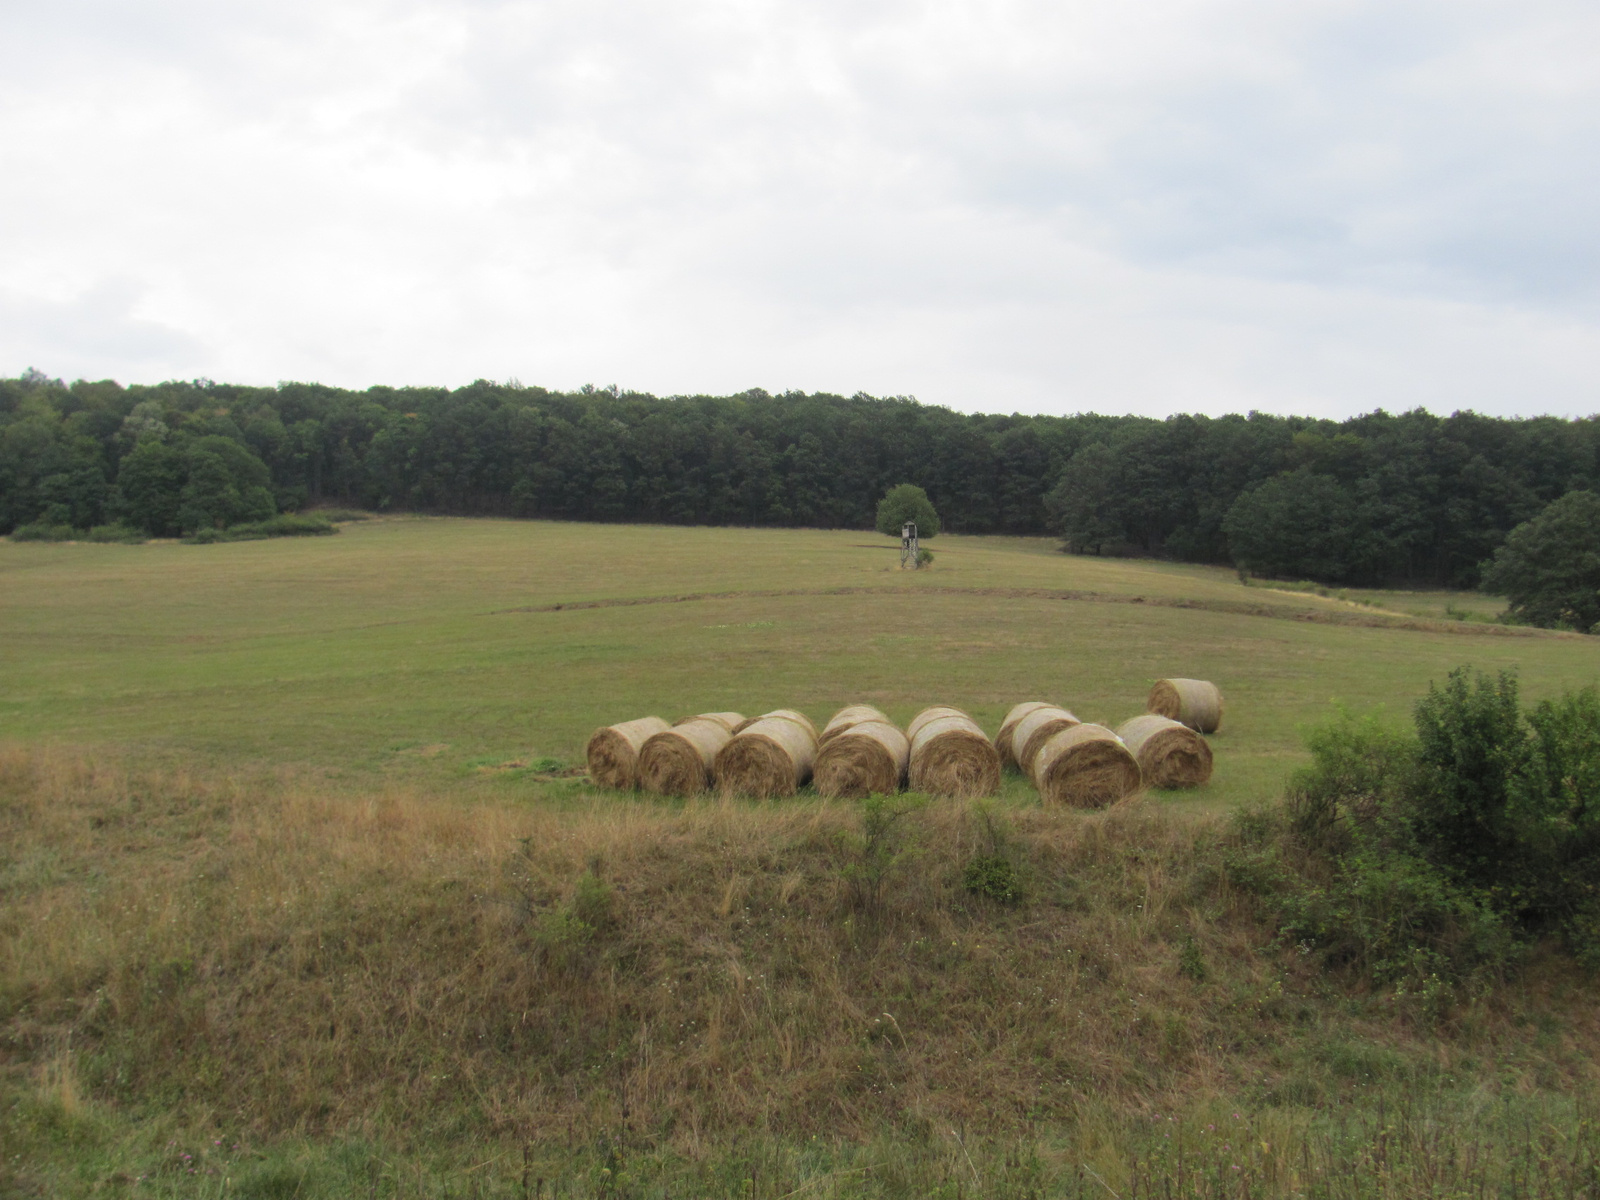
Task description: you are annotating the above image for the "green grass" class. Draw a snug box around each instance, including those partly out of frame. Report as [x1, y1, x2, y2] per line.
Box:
[2, 517, 1594, 810]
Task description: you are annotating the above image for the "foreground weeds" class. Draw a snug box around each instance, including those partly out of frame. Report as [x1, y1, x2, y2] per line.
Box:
[3, 744, 1599, 1196]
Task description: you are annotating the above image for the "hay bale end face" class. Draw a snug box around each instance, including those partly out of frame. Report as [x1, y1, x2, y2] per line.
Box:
[908, 707, 1000, 798]
[813, 720, 910, 799]
[819, 704, 891, 747]
[639, 718, 736, 796]
[1012, 705, 1082, 776]
[586, 716, 672, 790]
[1147, 678, 1224, 734]
[1115, 715, 1213, 788]
[676, 711, 745, 732]
[997, 701, 1056, 769]
[1032, 724, 1142, 808]
[714, 716, 818, 798]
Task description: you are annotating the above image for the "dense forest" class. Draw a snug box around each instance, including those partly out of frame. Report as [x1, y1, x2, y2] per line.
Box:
[3, 368, 1597, 588]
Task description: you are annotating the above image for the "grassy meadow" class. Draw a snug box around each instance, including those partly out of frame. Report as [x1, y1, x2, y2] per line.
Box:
[3, 516, 1596, 807]
[4, 518, 1600, 1198]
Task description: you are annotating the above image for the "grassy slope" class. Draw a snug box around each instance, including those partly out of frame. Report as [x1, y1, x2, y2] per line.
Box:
[3, 517, 1595, 810]
[4, 520, 1600, 1197]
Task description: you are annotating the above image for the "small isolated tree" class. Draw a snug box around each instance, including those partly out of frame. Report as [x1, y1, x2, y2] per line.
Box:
[1480, 490, 1600, 632]
[875, 483, 940, 538]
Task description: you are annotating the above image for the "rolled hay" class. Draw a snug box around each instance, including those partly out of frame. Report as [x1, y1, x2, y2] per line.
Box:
[818, 704, 891, 747]
[675, 711, 745, 732]
[638, 718, 736, 796]
[907, 709, 1001, 799]
[1011, 705, 1083, 776]
[733, 708, 818, 739]
[996, 701, 1057, 769]
[1115, 714, 1214, 788]
[1146, 678, 1224, 734]
[713, 717, 818, 798]
[585, 716, 672, 790]
[813, 720, 910, 799]
[1032, 723, 1142, 808]
[905, 705, 970, 743]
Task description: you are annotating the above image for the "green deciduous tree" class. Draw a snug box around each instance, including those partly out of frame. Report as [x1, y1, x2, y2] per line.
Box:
[875, 483, 939, 538]
[1479, 490, 1600, 632]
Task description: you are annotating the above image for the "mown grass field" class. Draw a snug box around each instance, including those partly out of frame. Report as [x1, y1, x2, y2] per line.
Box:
[4, 519, 1600, 1199]
[3, 516, 1596, 809]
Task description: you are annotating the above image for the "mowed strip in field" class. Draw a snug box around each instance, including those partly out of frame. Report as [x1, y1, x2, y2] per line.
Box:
[3, 516, 1597, 808]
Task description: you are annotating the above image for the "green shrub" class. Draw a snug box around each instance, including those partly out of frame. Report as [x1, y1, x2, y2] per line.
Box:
[85, 523, 147, 544]
[9, 523, 76, 542]
[181, 515, 338, 544]
[962, 854, 1021, 905]
[1247, 669, 1600, 998]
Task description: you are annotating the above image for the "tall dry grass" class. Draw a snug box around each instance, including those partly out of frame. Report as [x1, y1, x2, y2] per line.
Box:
[3, 743, 1598, 1169]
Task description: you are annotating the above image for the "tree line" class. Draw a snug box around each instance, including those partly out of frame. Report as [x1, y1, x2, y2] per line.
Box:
[2, 368, 1597, 589]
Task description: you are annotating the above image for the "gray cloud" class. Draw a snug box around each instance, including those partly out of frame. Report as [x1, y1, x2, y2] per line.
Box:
[0, 0, 1595, 417]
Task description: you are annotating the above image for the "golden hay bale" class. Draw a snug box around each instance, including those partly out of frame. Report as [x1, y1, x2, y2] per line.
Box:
[733, 709, 818, 739]
[908, 709, 1000, 799]
[586, 716, 672, 790]
[713, 717, 818, 798]
[638, 719, 736, 796]
[905, 705, 969, 742]
[1115, 715, 1213, 788]
[1146, 678, 1224, 734]
[996, 701, 1057, 769]
[1032, 724, 1142, 808]
[818, 704, 891, 747]
[676, 711, 745, 732]
[813, 720, 910, 799]
[1012, 705, 1082, 776]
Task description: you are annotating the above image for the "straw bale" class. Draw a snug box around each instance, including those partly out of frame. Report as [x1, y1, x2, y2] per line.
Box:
[714, 717, 817, 798]
[1012, 705, 1082, 776]
[676, 711, 745, 732]
[1115, 715, 1213, 788]
[639, 718, 736, 796]
[907, 708, 1000, 798]
[906, 705, 969, 743]
[1032, 724, 1142, 808]
[1146, 678, 1224, 734]
[733, 709, 818, 739]
[819, 704, 891, 747]
[813, 720, 910, 799]
[586, 716, 672, 790]
[996, 701, 1057, 769]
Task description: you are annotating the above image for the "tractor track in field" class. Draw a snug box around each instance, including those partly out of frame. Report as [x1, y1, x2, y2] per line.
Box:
[492, 586, 1575, 638]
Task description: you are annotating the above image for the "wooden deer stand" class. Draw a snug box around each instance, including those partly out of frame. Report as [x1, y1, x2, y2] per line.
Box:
[899, 521, 921, 570]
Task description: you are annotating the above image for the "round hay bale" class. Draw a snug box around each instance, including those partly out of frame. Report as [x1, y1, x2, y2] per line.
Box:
[714, 717, 817, 798]
[996, 701, 1057, 769]
[676, 711, 745, 732]
[1146, 678, 1224, 734]
[586, 716, 672, 790]
[733, 709, 818, 739]
[813, 720, 910, 798]
[1115, 715, 1213, 788]
[1012, 705, 1082, 776]
[1032, 724, 1142, 808]
[908, 709, 1000, 798]
[906, 705, 969, 742]
[639, 718, 736, 796]
[819, 704, 891, 747]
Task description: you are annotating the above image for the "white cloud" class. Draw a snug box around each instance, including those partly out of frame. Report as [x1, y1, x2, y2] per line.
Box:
[0, 0, 1595, 417]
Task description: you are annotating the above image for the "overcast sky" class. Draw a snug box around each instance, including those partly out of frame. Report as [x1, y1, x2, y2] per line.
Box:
[2, 0, 1597, 419]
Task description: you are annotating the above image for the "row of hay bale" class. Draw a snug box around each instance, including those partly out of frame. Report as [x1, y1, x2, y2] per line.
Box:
[585, 677, 1222, 806]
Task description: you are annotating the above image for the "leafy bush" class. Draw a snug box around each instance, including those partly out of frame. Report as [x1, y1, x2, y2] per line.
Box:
[8, 523, 76, 542]
[86, 522, 147, 544]
[875, 484, 940, 539]
[1241, 669, 1600, 999]
[182, 514, 338, 544]
[1479, 490, 1600, 632]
